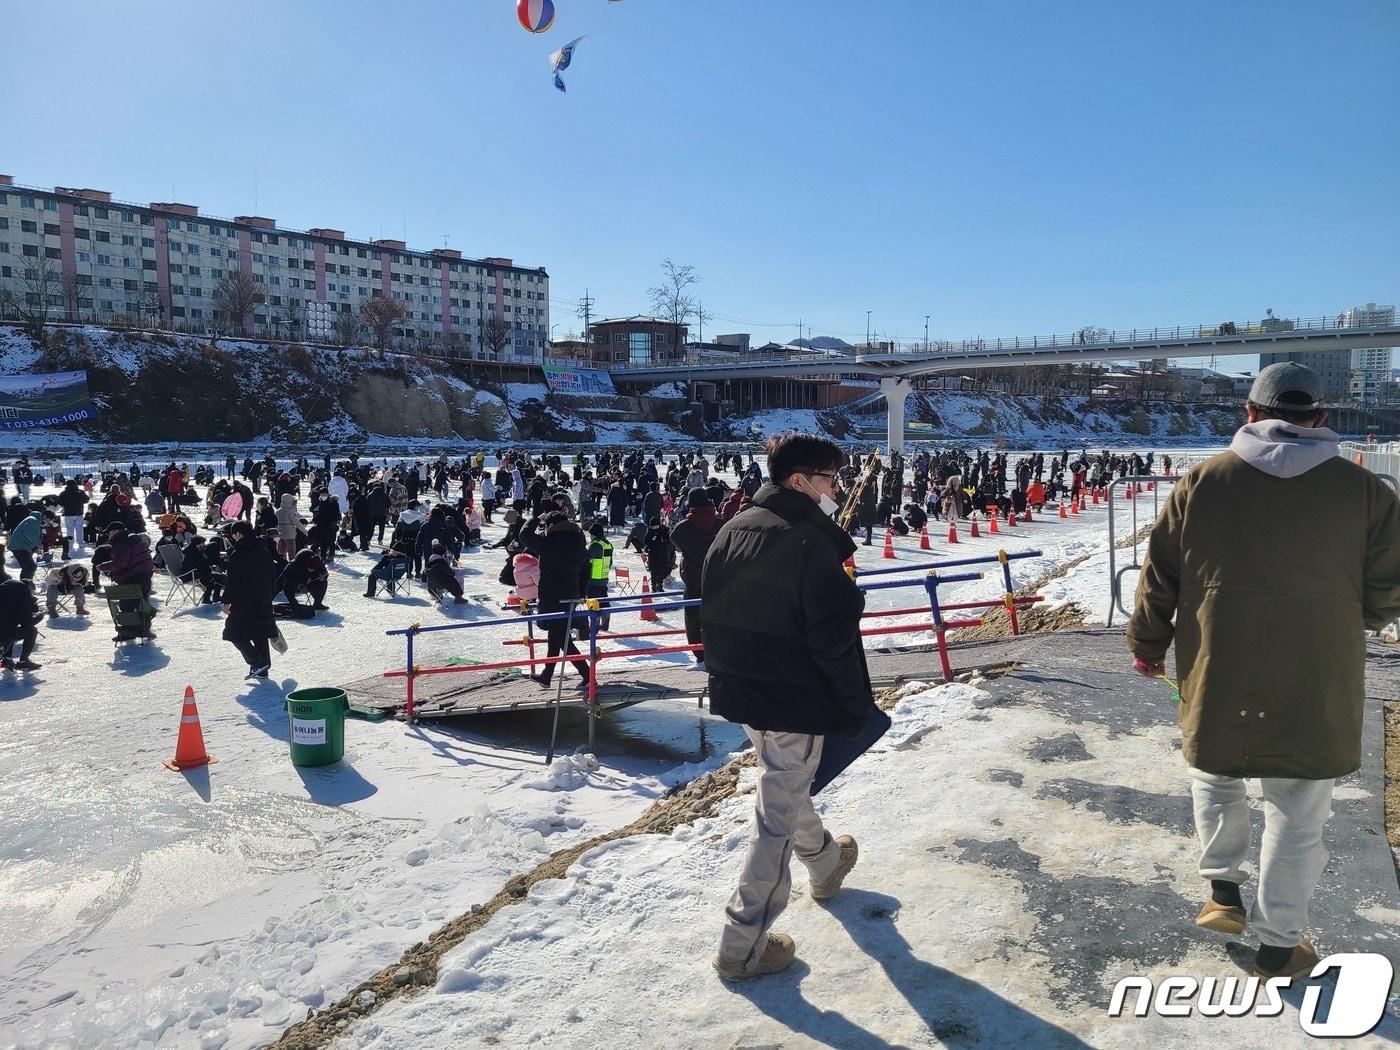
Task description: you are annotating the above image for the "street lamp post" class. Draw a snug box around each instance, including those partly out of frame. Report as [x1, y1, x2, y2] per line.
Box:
[866, 310, 872, 349]
[924, 314, 930, 353]
[549, 322, 558, 364]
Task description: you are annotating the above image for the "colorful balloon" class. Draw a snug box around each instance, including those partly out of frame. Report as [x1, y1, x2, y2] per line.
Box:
[517, 0, 555, 33]
[220, 491, 243, 520]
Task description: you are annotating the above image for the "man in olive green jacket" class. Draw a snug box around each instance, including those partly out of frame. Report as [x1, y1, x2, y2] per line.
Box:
[1129, 362, 1400, 981]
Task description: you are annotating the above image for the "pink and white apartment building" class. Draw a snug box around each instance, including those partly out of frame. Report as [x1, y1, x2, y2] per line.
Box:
[0, 174, 549, 358]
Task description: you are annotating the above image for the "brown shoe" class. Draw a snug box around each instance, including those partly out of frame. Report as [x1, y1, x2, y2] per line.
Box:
[1196, 899, 1247, 935]
[811, 835, 859, 901]
[1254, 939, 1319, 981]
[714, 932, 796, 980]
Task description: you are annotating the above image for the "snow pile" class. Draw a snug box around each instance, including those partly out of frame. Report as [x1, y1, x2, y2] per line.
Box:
[642, 382, 686, 400]
[590, 420, 693, 444]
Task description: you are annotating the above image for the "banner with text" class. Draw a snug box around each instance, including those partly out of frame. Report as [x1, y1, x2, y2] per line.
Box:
[542, 361, 618, 396]
[0, 370, 96, 429]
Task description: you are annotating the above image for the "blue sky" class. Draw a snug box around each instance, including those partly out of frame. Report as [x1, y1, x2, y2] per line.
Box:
[5, 0, 1398, 359]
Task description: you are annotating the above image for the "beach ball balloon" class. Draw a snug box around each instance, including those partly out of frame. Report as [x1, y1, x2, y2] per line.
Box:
[517, 0, 555, 33]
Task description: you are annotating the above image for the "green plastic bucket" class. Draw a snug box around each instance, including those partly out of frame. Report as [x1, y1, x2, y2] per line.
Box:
[284, 688, 349, 767]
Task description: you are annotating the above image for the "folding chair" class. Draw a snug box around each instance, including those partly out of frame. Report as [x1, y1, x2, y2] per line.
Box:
[613, 565, 636, 596]
[105, 583, 156, 645]
[156, 543, 198, 608]
[378, 555, 412, 598]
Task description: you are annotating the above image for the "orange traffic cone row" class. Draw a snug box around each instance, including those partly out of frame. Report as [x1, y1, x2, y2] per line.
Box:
[969, 515, 981, 538]
[919, 526, 931, 551]
[640, 575, 658, 622]
[1058, 502, 1067, 519]
[882, 530, 896, 560]
[1007, 509, 1017, 527]
[165, 685, 215, 771]
[947, 522, 959, 544]
[1126, 485, 1135, 500]
[988, 513, 999, 535]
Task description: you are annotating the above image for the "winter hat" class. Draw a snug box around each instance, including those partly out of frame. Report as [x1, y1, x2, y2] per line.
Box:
[588, 519, 606, 538]
[1248, 362, 1324, 411]
[115, 491, 130, 507]
[687, 488, 713, 508]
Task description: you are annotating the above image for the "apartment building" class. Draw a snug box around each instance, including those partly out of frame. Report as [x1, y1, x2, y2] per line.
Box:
[0, 175, 549, 358]
[1338, 303, 1396, 403]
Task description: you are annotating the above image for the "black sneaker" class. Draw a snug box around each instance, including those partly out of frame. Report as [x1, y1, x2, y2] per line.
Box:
[14, 659, 41, 671]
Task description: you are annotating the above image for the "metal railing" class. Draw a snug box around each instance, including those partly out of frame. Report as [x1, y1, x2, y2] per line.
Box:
[1340, 442, 1400, 493]
[1105, 475, 1179, 626]
[606, 314, 1400, 374]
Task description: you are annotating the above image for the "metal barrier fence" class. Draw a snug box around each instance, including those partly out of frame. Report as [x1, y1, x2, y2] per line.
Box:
[384, 548, 1044, 756]
[1104, 475, 1179, 627]
[1340, 442, 1400, 493]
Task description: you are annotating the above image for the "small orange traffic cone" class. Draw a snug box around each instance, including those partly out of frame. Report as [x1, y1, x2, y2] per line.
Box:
[1126, 485, 1135, 500]
[1091, 488, 1100, 505]
[988, 513, 999, 535]
[969, 515, 981, 538]
[1058, 502, 1067, 519]
[1070, 498, 1080, 515]
[1023, 506, 1033, 522]
[165, 686, 215, 771]
[882, 530, 896, 560]
[640, 575, 657, 622]
[947, 522, 959, 544]
[1007, 509, 1017, 527]
[1147, 481, 1155, 492]
[919, 526, 931, 551]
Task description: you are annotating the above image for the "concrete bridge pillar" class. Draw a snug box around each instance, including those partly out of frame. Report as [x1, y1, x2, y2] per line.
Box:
[879, 376, 910, 455]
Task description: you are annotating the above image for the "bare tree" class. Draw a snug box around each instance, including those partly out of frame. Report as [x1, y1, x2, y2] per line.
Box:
[360, 293, 407, 351]
[648, 259, 699, 360]
[0, 251, 61, 340]
[480, 314, 512, 358]
[333, 305, 361, 347]
[1075, 325, 1109, 346]
[212, 269, 263, 338]
[280, 298, 303, 341]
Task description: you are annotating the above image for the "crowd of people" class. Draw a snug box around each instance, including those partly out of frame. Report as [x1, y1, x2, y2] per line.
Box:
[0, 441, 1181, 680]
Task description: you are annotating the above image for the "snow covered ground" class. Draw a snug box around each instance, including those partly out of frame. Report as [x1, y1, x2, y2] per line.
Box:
[0, 453, 1218, 1048]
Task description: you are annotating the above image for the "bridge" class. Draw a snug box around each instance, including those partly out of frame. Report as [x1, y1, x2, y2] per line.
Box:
[606, 314, 1400, 452]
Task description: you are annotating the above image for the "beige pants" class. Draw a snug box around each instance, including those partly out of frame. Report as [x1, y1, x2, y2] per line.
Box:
[1189, 767, 1335, 948]
[718, 728, 843, 969]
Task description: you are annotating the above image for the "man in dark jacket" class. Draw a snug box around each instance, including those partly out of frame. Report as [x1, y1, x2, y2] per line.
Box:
[704, 433, 870, 980]
[222, 521, 278, 679]
[366, 482, 390, 545]
[57, 479, 89, 554]
[0, 569, 43, 670]
[669, 488, 720, 667]
[519, 511, 591, 689]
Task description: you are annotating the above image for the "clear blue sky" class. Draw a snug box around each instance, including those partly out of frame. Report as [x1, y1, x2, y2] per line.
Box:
[5, 0, 1398, 356]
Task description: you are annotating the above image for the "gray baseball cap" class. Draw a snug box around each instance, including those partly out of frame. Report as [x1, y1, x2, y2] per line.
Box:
[1247, 362, 1324, 410]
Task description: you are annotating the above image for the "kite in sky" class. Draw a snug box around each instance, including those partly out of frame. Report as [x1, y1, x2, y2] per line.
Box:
[549, 36, 584, 92]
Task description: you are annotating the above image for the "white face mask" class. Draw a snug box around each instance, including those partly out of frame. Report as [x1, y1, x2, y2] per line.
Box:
[799, 476, 839, 517]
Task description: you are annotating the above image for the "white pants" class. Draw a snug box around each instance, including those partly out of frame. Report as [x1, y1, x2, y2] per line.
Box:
[64, 515, 84, 549]
[1188, 767, 1335, 948]
[718, 728, 843, 969]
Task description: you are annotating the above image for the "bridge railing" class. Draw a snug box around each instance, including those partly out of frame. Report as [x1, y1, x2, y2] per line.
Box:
[607, 314, 1397, 373]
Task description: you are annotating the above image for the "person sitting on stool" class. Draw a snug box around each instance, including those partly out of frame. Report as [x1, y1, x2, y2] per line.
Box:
[0, 569, 44, 670]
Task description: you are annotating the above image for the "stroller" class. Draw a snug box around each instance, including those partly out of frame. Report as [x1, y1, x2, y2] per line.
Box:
[105, 584, 156, 645]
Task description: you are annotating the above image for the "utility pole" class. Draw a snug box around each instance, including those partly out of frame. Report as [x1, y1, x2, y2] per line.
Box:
[924, 314, 930, 353]
[577, 289, 594, 359]
[866, 310, 872, 349]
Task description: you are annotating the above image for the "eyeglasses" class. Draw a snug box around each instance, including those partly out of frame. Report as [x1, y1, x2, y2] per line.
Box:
[804, 471, 839, 484]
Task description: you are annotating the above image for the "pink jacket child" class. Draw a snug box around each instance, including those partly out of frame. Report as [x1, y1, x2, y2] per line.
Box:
[512, 551, 540, 605]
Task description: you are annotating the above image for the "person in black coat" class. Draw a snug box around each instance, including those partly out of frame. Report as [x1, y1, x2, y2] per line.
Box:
[279, 548, 329, 613]
[366, 482, 390, 544]
[669, 489, 720, 665]
[221, 521, 278, 679]
[308, 492, 342, 563]
[518, 511, 591, 689]
[0, 570, 43, 669]
[703, 433, 870, 978]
